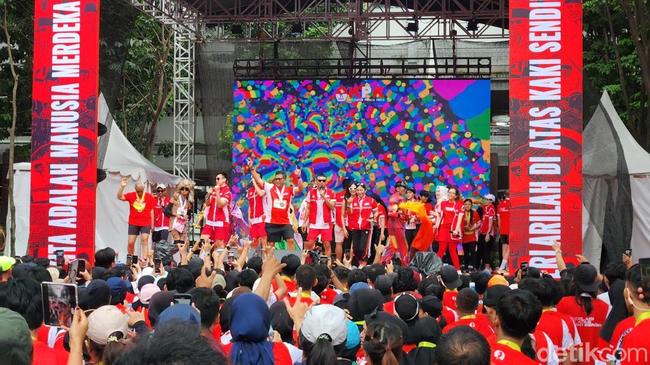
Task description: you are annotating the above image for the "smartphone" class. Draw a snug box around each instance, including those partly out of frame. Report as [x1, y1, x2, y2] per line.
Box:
[77, 259, 85, 274]
[344, 249, 350, 261]
[55, 250, 65, 268]
[639, 258, 650, 280]
[41, 282, 77, 327]
[132, 255, 139, 266]
[469, 281, 476, 291]
[68, 260, 80, 282]
[392, 253, 401, 267]
[126, 254, 133, 267]
[319, 255, 329, 266]
[520, 261, 529, 271]
[188, 241, 195, 250]
[154, 259, 162, 273]
[199, 239, 205, 248]
[173, 293, 193, 305]
[624, 249, 632, 257]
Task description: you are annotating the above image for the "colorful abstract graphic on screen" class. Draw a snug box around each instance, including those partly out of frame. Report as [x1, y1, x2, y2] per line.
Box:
[232, 79, 491, 210]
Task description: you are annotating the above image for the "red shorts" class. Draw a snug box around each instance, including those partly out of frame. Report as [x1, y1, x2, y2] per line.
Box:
[201, 223, 231, 242]
[307, 227, 333, 242]
[250, 222, 267, 239]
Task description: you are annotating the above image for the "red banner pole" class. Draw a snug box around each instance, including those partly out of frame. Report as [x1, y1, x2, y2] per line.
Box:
[509, 0, 583, 276]
[30, 0, 100, 262]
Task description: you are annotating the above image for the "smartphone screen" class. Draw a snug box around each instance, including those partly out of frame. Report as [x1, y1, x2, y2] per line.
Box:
[126, 254, 132, 267]
[319, 255, 329, 266]
[639, 258, 650, 280]
[173, 293, 192, 305]
[77, 260, 85, 273]
[154, 259, 162, 273]
[41, 282, 77, 327]
[344, 249, 350, 261]
[55, 250, 65, 268]
[68, 260, 79, 282]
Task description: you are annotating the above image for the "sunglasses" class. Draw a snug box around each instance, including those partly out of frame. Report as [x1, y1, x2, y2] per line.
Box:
[274, 177, 284, 181]
[317, 179, 326, 182]
[156, 189, 164, 192]
[180, 187, 189, 191]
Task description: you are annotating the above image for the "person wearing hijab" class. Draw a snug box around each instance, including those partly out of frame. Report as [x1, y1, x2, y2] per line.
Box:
[223, 293, 292, 365]
[406, 316, 441, 365]
[600, 279, 630, 343]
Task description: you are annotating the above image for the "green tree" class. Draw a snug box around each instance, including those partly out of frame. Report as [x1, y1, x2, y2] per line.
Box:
[584, 0, 650, 149]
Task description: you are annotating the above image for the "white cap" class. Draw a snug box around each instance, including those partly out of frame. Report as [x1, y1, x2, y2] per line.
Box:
[87, 305, 129, 345]
[300, 304, 347, 346]
[156, 183, 166, 190]
[484, 194, 496, 201]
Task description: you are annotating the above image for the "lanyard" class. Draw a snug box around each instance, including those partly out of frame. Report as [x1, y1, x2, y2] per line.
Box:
[274, 185, 286, 200]
[497, 339, 521, 352]
[460, 315, 476, 320]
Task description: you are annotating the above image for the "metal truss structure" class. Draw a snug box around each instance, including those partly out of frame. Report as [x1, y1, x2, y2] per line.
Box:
[129, 0, 202, 179]
[234, 56, 491, 79]
[184, 0, 508, 41]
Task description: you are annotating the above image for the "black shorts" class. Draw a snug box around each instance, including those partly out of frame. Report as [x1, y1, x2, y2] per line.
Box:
[128, 225, 151, 236]
[266, 224, 294, 243]
[152, 229, 169, 242]
[500, 234, 509, 245]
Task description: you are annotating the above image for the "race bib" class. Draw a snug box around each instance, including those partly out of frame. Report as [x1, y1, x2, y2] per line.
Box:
[133, 201, 146, 212]
[273, 199, 287, 210]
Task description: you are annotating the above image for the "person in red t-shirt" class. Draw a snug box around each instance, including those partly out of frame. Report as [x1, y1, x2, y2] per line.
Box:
[247, 178, 267, 250]
[460, 199, 480, 269]
[497, 193, 510, 270]
[557, 263, 609, 362]
[477, 194, 496, 271]
[250, 160, 304, 251]
[333, 186, 348, 260]
[444, 288, 495, 339]
[347, 184, 377, 265]
[618, 263, 650, 365]
[489, 290, 543, 365]
[302, 174, 335, 253]
[435, 186, 463, 269]
[117, 177, 155, 257]
[152, 183, 171, 243]
[201, 172, 232, 248]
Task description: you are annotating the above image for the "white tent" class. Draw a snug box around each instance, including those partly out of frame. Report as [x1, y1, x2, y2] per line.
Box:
[582, 91, 650, 266]
[7, 94, 180, 260]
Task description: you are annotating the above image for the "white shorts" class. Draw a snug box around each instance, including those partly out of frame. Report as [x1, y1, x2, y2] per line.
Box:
[334, 225, 345, 243]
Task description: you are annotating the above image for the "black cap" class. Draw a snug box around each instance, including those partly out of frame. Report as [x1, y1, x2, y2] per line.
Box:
[374, 275, 393, 297]
[483, 285, 511, 308]
[79, 279, 111, 310]
[574, 263, 599, 293]
[440, 265, 462, 289]
[395, 294, 420, 322]
[420, 295, 443, 318]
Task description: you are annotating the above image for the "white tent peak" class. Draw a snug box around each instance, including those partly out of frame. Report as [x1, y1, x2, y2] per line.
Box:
[584, 90, 650, 176]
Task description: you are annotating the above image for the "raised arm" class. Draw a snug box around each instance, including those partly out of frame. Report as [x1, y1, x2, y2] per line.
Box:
[117, 177, 128, 201]
[254, 179, 266, 197]
[248, 159, 266, 188]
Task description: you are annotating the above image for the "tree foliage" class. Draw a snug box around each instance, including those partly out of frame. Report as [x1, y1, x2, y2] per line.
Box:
[584, 0, 650, 149]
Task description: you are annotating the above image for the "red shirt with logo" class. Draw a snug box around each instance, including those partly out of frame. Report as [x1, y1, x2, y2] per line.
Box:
[348, 195, 377, 230]
[620, 314, 650, 365]
[246, 185, 265, 224]
[153, 195, 171, 228]
[206, 185, 232, 223]
[557, 296, 609, 353]
[334, 191, 346, 227]
[306, 188, 334, 227]
[497, 199, 510, 235]
[124, 192, 155, 227]
[443, 314, 495, 339]
[480, 203, 496, 235]
[438, 200, 463, 229]
[443, 290, 458, 310]
[264, 183, 295, 225]
[489, 338, 542, 365]
[537, 308, 580, 350]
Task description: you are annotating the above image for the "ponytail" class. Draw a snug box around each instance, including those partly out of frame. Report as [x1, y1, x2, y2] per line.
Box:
[300, 333, 338, 365]
[363, 322, 404, 365]
[575, 292, 594, 315]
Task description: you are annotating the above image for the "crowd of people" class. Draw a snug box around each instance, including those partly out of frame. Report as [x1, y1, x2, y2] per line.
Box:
[1, 223, 650, 364]
[118, 159, 512, 273]
[1, 165, 650, 365]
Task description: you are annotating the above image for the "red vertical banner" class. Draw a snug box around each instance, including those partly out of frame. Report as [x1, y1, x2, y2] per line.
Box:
[30, 0, 100, 262]
[509, 0, 582, 277]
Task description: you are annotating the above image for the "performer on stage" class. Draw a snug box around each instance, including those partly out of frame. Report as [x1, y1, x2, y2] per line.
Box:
[201, 172, 232, 248]
[404, 187, 419, 249]
[497, 192, 511, 271]
[117, 177, 155, 258]
[386, 181, 409, 263]
[461, 198, 480, 269]
[476, 194, 496, 271]
[302, 174, 335, 253]
[170, 179, 194, 244]
[341, 181, 358, 256]
[347, 184, 377, 265]
[246, 178, 267, 251]
[333, 179, 352, 260]
[432, 185, 449, 253]
[152, 184, 170, 243]
[249, 160, 304, 251]
[435, 186, 463, 269]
